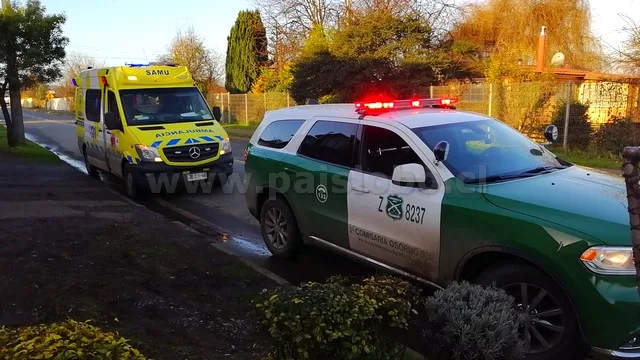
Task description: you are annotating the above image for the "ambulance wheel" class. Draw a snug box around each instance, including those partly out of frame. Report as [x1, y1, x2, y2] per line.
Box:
[83, 149, 99, 178]
[123, 164, 143, 199]
[260, 197, 301, 258]
[476, 263, 582, 360]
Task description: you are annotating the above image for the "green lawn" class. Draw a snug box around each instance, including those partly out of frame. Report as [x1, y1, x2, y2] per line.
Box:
[0, 126, 60, 163]
[222, 123, 259, 139]
[548, 147, 621, 170]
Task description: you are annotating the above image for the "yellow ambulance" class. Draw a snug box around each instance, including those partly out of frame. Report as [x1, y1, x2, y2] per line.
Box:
[74, 63, 233, 198]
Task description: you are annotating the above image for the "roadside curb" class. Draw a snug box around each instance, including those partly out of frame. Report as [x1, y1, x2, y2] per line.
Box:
[151, 198, 291, 286]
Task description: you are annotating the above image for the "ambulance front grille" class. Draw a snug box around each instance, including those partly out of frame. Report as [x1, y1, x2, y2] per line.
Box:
[163, 143, 219, 162]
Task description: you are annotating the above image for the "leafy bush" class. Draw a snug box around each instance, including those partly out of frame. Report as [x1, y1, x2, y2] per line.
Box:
[417, 281, 522, 360]
[254, 275, 421, 360]
[593, 116, 640, 154]
[0, 319, 146, 360]
[552, 101, 592, 149]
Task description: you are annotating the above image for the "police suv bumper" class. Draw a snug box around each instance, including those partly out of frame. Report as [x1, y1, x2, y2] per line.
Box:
[130, 152, 234, 186]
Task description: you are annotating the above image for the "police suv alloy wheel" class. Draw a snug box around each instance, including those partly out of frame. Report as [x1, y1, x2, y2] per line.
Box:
[259, 197, 302, 258]
[476, 263, 583, 360]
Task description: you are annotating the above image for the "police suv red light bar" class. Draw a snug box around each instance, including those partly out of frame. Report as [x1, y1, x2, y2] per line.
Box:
[355, 97, 458, 113]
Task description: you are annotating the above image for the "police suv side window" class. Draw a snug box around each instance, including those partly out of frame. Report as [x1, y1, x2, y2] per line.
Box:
[258, 120, 304, 149]
[85, 89, 101, 122]
[361, 125, 434, 183]
[298, 120, 358, 168]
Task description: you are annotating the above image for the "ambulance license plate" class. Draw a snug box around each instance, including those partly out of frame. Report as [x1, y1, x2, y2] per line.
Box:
[186, 172, 207, 182]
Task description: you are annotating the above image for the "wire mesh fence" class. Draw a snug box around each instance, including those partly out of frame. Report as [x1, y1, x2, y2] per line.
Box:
[210, 81, 640, 154]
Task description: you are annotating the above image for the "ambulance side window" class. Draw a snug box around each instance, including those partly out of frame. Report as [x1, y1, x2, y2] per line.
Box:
[85, 89, 101, 122]
[361, 125, 435, 186]
[107, 91, 120, 121]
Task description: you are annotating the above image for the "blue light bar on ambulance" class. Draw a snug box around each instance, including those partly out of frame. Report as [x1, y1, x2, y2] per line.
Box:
[355, 97, 458, 115]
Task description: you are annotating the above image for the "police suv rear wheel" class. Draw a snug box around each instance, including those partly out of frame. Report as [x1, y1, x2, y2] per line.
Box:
[260, 197, 301, 258]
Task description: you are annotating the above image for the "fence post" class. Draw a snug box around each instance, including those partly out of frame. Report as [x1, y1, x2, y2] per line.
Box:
[488, 83, 493, 117]
[226, 93, 231, 124]
[563, 81, 572, 149]
[219, 93, 225, 123]
[287, 92, 290, 107]
[429, 85, 434, 98]
[244, 93, 249, 125]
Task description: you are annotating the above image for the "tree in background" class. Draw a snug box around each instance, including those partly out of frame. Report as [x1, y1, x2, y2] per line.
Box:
[160, 26, 223, 98]
[0, 0, 67, 147]
[290, 8, 473, 103]
[55, 51, 105, 100]
[619, 15, 640, 73]
[225, 10, 268, 94]
[452, 0, 603, 75]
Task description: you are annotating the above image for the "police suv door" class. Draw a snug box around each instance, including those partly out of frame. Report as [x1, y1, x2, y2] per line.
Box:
[347, 123, 444, 280]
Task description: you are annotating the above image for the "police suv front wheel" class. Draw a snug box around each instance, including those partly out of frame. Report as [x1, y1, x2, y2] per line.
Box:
[259, 197, 301, 258]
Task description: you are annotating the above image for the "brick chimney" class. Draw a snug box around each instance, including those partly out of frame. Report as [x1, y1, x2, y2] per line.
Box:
[536, 26, 548, 72]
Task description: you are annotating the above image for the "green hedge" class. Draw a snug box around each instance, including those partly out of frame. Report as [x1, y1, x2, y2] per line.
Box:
[0, 319, 146, 360]
[255, 275, 522, 360]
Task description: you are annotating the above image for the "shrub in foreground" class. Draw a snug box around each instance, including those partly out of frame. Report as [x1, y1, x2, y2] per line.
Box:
[418, 281, 523, 360]
[254, 275, 420, 360]
[0, 319, 146, 360]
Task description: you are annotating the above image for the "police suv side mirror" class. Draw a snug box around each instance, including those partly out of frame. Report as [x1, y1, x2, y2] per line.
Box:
[392, 163, 426, 187]
[544, 125, 559, 143]
[433, 141, 449, 164]
[104, 111, 121, 131]
[211, 106, 222, 121]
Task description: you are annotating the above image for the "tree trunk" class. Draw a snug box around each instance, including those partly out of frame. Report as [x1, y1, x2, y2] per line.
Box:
[0, 82, 9, 125]
[7, 86, 24, 147]
[621, 146, 640, 297]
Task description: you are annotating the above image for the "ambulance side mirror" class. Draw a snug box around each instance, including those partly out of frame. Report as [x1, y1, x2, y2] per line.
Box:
[212, 106, 222, 121]
[104, 111, 122, 131]
[392, 163, 427, 188]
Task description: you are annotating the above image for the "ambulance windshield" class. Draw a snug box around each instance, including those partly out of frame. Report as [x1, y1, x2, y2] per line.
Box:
[119, 87, 214, 125]
[414, 119, 569, 183]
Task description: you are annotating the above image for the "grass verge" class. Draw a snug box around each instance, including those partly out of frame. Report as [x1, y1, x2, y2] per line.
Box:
[29, 107, 74, 116]
[223, 123, 259, 139]
[0, 125, 59, 163]
[548, 146, 621, 170]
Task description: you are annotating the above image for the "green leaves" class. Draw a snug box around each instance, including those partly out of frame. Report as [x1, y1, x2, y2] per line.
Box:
[253, 275, 419, 360]
[0, 319, 146, 360]
[225, 10, 268, 94]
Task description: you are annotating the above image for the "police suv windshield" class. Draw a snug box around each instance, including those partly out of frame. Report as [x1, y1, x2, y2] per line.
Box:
[120, 87, 214, 125]
[414, 119, 569, 183]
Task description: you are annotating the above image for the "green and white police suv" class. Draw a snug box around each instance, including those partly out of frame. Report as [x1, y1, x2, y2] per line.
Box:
[243, 97, 639, 359]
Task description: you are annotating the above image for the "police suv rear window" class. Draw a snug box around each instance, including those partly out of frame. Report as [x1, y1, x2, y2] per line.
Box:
[298, 120, 357, 168]
[258, 120, 304, 149]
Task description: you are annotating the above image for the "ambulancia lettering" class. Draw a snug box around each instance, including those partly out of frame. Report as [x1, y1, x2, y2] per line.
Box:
[145, 69, 170, 76]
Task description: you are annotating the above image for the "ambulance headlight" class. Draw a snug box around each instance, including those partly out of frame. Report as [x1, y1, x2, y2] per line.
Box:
[135, 144, 163, 162]
[220, 138, 231, 155]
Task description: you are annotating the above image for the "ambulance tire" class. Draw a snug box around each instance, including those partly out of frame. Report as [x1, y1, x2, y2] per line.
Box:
[259, 197, 302, 258]
[123, 164, 144, 200]
[476, 263, 582, 360]
[83, 149, 99, 178]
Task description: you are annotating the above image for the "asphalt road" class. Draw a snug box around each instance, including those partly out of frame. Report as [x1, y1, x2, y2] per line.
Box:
[12, 109, 373, 285]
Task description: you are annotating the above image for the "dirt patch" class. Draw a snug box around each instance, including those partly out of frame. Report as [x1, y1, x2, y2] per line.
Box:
[0, 201, 274, 359]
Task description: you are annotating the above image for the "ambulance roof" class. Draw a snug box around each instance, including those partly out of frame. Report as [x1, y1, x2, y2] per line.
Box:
[263, 103, 492, 129]
[74, 63, 194, 89]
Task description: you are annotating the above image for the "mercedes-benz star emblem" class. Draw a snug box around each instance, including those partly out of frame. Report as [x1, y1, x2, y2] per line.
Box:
[188, 147, 201, 159]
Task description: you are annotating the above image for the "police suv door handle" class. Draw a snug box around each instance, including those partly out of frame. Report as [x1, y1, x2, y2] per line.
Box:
[351, 185, 370, 193]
